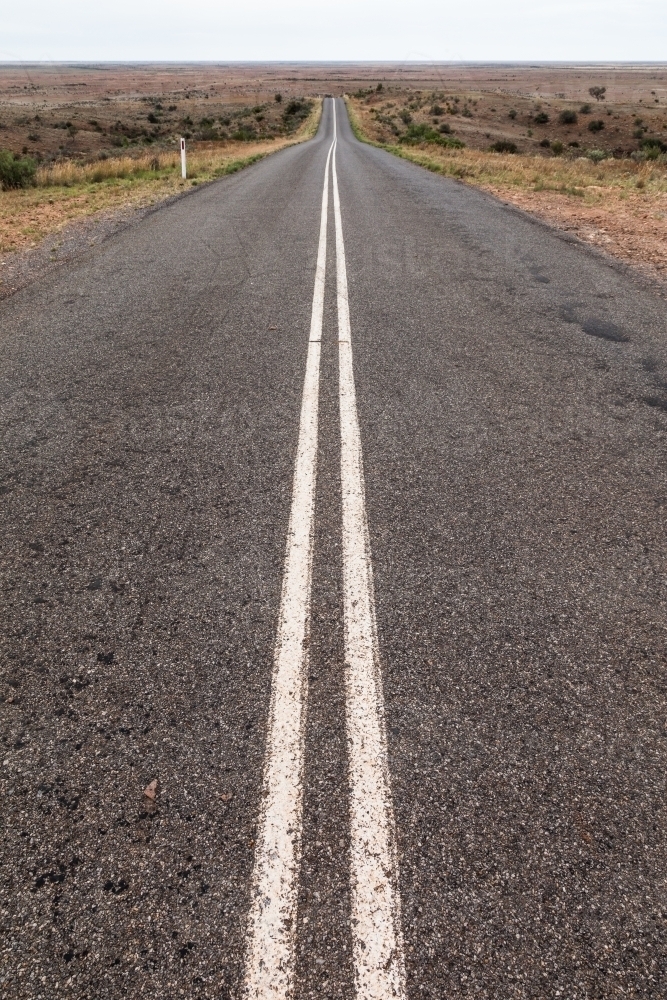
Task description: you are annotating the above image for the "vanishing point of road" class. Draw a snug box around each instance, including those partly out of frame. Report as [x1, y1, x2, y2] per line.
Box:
[1, 99, 666, 999]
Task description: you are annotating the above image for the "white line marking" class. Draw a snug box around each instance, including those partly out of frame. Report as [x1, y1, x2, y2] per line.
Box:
[332, 101, 407, 1000]
[243, 131, 334, 1000]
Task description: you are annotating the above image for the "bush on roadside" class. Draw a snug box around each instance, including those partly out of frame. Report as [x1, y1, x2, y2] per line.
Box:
[490, 140, 517, 153]
[641, 137, 667, 159]
[534, 112, 549, 124]
[551, 140, 564, 156]
[588, 119, 605, 133]
[231, 128, 256, 141]
[587, 149, 608, 163]
[282, 99, 313, 133]
[580, 103, 592, 114]
[559, 110, 577, 125]
[0, 149, 36, 189]
[399, 122, 464, 148]
[539, 137, 551, 147]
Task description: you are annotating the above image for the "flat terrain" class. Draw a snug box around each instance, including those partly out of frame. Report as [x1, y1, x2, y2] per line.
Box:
[1, 97, 667, 1000]
[0, 63, 321, 160]
[2, 62, 666, 162]
[347, 65, 667, 156]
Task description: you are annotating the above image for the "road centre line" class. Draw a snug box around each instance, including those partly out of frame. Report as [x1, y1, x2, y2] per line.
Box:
[243, 132, 334, 1000]
[332, 103, 407, 999]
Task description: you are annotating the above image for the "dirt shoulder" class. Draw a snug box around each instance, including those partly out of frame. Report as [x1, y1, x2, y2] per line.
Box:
[347, 95, 667, 287]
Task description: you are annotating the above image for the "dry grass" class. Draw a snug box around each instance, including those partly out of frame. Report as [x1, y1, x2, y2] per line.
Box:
[0, 101, 321, 256]
[377, 143, 667, 200]
[347, 97, 667, 280]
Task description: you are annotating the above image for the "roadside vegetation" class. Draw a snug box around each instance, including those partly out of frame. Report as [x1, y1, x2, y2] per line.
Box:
[0, 100, 320, 256]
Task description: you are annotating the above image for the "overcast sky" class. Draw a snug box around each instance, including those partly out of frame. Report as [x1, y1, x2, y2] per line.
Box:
[2, 0, 666, 63]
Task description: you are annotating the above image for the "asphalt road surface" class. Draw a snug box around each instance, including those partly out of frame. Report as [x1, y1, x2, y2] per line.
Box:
[1, 98, 666, 1000]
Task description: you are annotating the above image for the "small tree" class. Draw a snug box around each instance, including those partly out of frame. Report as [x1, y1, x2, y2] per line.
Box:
[274, 93, 282, 103]
[589, 86, 606, 101]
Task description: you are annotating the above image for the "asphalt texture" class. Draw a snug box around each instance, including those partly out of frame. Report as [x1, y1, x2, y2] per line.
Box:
[2, 98, 667, 999]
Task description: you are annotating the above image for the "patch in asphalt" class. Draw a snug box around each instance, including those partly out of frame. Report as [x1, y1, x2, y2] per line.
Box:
[581, 318, 629, 342]
[643, 394, 667, 412]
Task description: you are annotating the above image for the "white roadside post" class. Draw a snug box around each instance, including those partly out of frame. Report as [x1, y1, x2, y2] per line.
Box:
[180, 137, 186, 179]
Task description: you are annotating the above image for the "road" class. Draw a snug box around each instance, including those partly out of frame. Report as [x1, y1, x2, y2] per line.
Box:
[1, 98, 666, 999]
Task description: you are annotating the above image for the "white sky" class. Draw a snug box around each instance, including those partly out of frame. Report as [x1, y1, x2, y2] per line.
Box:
[1, 0, 666, 63]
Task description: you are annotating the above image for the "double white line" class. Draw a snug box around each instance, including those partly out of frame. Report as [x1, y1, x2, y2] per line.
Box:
[243, 101, 405, 1000]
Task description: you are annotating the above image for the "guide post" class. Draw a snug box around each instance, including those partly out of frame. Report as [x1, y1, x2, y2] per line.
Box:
[180, 138, 186, 179]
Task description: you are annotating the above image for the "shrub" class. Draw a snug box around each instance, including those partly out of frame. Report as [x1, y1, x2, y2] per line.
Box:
[284, 100, 304, 115]
[275, 93, 282, 103]
[580, 103, 592, 114]
[589, 86, 606, 101]
[588, 119, 604, 133]
[539, 137, 551, 147]
[376, 83, 383, 92]
[534, 112, 549, 124]
[430, 105, 444, 116]
[231, 128, 256, 141]
[399, 109, 412, 124]
[399, 122, 463, 148]
[439, 122, 451, 134]
[147, 112, 159, 124]
[641, 137, 667, 159]
[282, 99, 312, 132]
[587, 149, 608, 162]
[508, 109, 517, 119]
[559, 110, 577, 125]
[490, 140, 517, 153]
[0, 149, 36, 189]
[551, 140, 564, 156]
